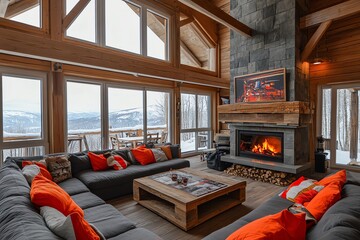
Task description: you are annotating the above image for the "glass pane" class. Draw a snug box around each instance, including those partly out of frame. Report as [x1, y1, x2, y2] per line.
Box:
[147, 10, 167, 60]
[105, 0, 140, 54]
[181, 132, 195, 152]
[147, 91, 170, 144]
[336, 89, 351, 165]
[198, 131, 210, 150]
[181, 93, 196, 129]
[3, 76, 42, 141]
[198, 95, 210, 128]
[108, 88, 143, 148]
[66, 0, 96, 43]
[180, 19, 215, 71]
[67, 82, 101, 152]
[3, 0, 41, 28]
[2, 146, 44, 162]
[66, 0, 79, 14]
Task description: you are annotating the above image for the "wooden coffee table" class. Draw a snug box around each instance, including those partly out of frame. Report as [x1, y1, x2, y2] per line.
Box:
[133, 168, 246, 231]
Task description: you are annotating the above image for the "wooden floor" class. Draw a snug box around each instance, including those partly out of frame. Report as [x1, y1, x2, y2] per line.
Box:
[107, 155, 284, 240]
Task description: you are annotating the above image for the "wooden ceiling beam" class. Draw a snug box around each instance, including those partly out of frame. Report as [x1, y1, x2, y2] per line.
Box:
[180, 41, 202, 67]
[300, 0, 360, 29]
[4, 0, 38, 18]
[178, 0, 252, 37]
[301, 20, 332, 62]
[63, 0, 90, 29]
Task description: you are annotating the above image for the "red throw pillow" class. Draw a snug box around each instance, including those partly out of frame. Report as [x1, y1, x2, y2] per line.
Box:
[109, 155, 128, 170]
[88, 152, 109, 171]
[226, 210, 306, 240]
[279, 176, 324, 204]
[30, 174, 84, 217]
[318, 170, 346, 188]
[306, 182, 342, 221]
[131, 147, 156, 165]
[22, 161, 53, 181]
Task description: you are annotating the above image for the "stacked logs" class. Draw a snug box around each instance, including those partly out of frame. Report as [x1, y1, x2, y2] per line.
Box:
[224, 164, 296, 186]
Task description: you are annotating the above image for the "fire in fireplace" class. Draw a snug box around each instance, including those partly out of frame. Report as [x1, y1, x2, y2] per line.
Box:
[237, 130, 284, 162]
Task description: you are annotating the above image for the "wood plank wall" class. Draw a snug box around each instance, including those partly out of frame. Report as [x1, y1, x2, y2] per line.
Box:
[309, 0, 360, 135]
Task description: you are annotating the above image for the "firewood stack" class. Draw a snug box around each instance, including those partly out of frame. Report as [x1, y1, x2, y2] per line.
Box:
[224, 164, 296, 186]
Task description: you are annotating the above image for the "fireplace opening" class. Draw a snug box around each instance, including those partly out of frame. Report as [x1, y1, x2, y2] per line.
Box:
[237, 130, 284, 162]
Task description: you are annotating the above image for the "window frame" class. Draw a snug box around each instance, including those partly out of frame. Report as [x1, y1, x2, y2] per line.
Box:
[317, 82, 360, 171]
[64, 0, 170, 61]
[180, 91, 212, 153]
[65, 76, 173, 152]
[0, 67, 48, 164]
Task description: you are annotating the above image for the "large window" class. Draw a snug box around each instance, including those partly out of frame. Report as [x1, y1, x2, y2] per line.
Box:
[66, 78, 171, 151]
[319, 83, 360, 169]
[67, 81, 101, 152]
[0, 0, 41, 28]
[65, 0, 169, 60]
[0, 68, 47, 164]
[180, 93, 211, 153]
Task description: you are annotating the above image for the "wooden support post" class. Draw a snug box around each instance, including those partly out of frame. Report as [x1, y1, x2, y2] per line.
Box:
[174, 82, 181, 144]
[350, 90, 358, 160]
[49, 0, 63, 40]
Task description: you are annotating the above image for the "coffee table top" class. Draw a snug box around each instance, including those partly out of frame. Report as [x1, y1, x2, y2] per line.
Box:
[134, 168, 246, 204]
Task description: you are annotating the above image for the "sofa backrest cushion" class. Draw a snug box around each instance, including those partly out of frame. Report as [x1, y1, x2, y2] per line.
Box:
[30, 174, 84, 217]
[68, 153, 92, 175]
[6, 155, 44, 169]
[112, 149, 131, 162]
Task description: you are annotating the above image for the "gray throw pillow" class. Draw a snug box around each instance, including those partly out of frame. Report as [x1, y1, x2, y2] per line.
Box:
[45, 156, 72, 183]
[22, 165, 40, 184]
[151, 148, 168, 162]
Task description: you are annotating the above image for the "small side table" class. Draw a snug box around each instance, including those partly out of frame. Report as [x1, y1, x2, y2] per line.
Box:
[315, 152, 328, 173]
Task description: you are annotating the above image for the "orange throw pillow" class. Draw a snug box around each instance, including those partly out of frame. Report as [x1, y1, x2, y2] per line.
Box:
[306, 182, 342, 221]
[88, 152, 109, 171]
[318, 170, 346, 188]
[131, 146, 156, 165]
[279, 176, 323, 204]
[22, 161, 53, 181]
[30, 174, 84, 217]
[110, 155, 128, 170]
[226, 210, 306, 240]
[160, 146, 172, 160]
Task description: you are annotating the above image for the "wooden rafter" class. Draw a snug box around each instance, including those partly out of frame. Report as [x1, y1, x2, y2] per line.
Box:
[301, 20, 332, 62]
[178, 0, 252, 37]
[300, 0, 360, 29]
[63, 0, 90, 29]
[4, 0, 38, 18]
[179, 3, 218, 45]
[180, 17, 194, 27]
[191, 21, 216, 48]
[180, 41, 202, 67]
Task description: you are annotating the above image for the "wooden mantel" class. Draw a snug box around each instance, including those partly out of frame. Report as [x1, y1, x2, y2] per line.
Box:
[218, 101, 312, 126]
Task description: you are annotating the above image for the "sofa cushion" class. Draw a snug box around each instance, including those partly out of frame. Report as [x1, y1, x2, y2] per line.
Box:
[318, 169, 346, 188]
[68, 153, 92, 175]
[88, 152, 110, 171]
[131, 147, 156, 165]
[159, 145, 172, 160]
[0, 160, 62, 240]
[84, 204, 136, 239]
[107, 228, 162, 240]
[58, 177, 89, 196]
[226, 210, 306, 240]
[76, 159, 190, 200]
[30, 174, 84, 217]
[112, 149, 131, 162]
[6, 155, 44, 169]
[22, 160, 53, 181]
[71, 192, 105, 210]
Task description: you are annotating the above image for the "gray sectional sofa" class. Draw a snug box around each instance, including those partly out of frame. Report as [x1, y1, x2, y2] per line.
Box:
[204, 171, 360, 240]
[0, 148, 190, 240]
